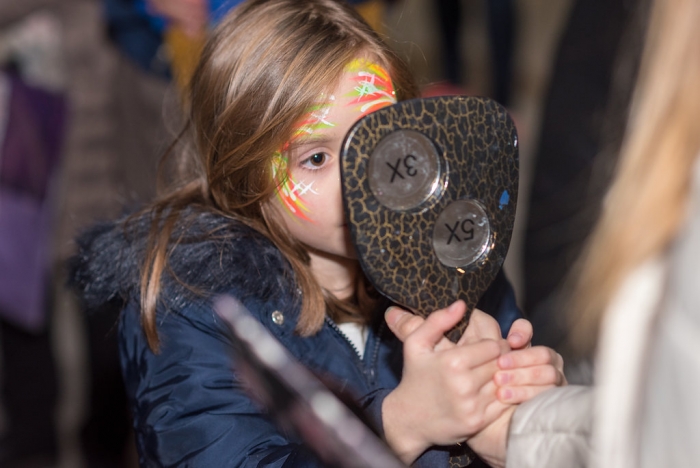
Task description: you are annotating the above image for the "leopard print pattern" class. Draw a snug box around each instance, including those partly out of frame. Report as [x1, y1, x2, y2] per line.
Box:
[448, 445, 476, 467]
[341, 96, 518, 343]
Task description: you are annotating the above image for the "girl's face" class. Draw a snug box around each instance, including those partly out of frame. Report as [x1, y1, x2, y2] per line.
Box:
[271, 58, 396, 259]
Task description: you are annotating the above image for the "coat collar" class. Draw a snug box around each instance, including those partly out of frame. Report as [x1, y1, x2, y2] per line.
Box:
[68, 208, 300, 314]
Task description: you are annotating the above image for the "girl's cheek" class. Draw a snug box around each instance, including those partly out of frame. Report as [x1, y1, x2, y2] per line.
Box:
[273, 172, 319, 223]
[295, 174, 322, 201]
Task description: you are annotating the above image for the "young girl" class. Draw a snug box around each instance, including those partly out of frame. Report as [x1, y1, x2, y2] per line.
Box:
[70, 1, 564, 466]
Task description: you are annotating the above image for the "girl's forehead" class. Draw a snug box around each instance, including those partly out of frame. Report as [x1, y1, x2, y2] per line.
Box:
[332, 57, 396, 114]
[345, 57, 392, 81]
[286, 57, 396, 142]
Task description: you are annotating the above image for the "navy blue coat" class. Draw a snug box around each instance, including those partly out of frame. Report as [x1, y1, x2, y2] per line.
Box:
[70, 209, 521, 467]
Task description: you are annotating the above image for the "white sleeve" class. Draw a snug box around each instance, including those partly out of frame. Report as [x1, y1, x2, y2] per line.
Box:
[506, 385, 592, 468]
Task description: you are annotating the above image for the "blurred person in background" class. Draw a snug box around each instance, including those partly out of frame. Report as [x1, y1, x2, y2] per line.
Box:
[141, 0, 395, 92]
[392, 0, 700, 465]
[426, 0, 515, 105]
[70, 1, 176, 466]
[0, 8, 67, 468]
[522, 0, 649, 382]
[508, 1, 700, 465]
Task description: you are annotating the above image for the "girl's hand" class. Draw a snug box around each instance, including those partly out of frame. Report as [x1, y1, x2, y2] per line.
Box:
[494, 319, 567, 404]
[382, 301, 511, 464]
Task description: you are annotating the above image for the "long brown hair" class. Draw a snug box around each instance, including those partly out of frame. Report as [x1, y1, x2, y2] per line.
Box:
[139, 0, 419, 351]
[571, 0, 700, 351]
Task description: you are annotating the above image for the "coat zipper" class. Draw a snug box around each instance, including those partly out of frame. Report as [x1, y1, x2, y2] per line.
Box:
[324, 316, 364, 362]
[325, 317, 386, 386]
[368, 320, 385, 373]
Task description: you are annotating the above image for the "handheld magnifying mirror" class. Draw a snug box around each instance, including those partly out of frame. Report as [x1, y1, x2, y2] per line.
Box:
[340, 96, 519, 343]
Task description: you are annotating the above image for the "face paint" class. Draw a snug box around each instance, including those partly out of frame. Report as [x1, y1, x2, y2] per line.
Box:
[272, 152, 315, 222]
[272, 92, 343, 222]
[344, 58, 397, 115]
[292, 101, 336, 139]
[271, 59, 396, 226]
[269, 60, 398, 260]
[272, 99, 337, 222]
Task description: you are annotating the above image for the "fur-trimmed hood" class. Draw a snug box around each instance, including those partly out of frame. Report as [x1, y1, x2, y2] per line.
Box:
[68, 208, 299, 313]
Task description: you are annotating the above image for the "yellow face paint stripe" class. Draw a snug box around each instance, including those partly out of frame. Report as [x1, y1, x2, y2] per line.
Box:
[344, 58, 397, 115]
[272, 152, 313, 222]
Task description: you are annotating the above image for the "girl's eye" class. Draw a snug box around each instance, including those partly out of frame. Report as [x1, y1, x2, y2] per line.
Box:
[309, 153, 326, 166]
[302, 152, 328, 169]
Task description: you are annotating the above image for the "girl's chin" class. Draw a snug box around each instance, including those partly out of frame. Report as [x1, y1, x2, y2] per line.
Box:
[305, 243, 358, 262]
[342, 247, 358, 261]
[342, 229, 358, 259]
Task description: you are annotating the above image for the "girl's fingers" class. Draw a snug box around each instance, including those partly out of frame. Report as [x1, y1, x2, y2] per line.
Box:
[498, 346, 563, 371]
[505, 318, 533, 350]
[494, 364, 565, 388]
[386, 301, 467, 350]
[387, 303, 508, 354]
[442, 340, 503, 374]
[385, 306, 425, 342]
[458, 308, 502, 345]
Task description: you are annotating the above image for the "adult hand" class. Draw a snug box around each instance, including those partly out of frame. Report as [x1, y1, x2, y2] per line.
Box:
[382, 301, 510, 464]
